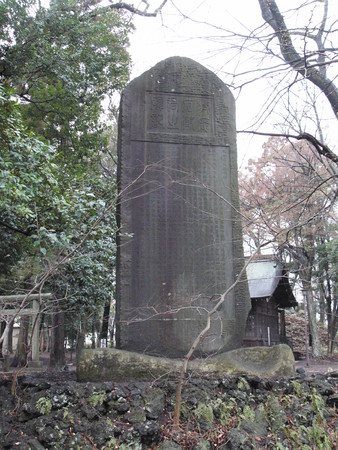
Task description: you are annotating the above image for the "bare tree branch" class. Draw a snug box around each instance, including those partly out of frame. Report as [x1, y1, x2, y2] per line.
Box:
[0, 219, 33, 236]
[106, 1, 168, 17]
[238, 129, 338, 166]
[258, 0, 338, 118]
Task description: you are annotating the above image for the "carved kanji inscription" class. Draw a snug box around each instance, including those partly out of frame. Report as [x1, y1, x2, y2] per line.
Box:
[146, 92, 214, 136]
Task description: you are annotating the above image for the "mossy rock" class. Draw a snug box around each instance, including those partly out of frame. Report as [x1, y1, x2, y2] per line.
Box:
[77, 348, 176, 382]
[77, 345, 295, 382]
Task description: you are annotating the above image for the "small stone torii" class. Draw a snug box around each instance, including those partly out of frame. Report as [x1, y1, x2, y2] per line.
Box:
[0, 293, 52, 368]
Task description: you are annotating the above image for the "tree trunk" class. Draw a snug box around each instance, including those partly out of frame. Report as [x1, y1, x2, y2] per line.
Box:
[302, 280, 322, 358]
[321, 243, 337, 355]
[11, 316, 29, 367]
[319, 288, 325, 325]
[91, 319, 96, 349]
[100, 298, 111, 346]
[50, 304, 66, 367]
[328, 283, 337, 354]
[287, 233, 322, 358]
[318, 237, 335, 353]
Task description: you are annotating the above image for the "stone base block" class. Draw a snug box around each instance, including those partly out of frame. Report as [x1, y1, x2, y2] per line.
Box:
[77, 344, 295, 382]
[28, 360, 43, 369]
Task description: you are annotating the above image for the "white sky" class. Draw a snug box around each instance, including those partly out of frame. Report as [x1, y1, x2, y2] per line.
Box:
[129, 1, 263, 78]
[127, 0, 338, 167]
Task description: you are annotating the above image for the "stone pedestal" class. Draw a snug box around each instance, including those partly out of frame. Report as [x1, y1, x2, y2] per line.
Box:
[77, 345, 296, 382]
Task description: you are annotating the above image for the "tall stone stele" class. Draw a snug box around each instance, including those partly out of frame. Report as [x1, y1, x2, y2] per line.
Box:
[116, 57, 250, 357]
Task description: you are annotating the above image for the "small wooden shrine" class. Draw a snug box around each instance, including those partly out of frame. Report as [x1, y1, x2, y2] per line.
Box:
[243, 258, 297, 347]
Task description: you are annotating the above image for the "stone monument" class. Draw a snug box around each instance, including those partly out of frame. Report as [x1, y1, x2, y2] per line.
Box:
[116, 57, 250, 357]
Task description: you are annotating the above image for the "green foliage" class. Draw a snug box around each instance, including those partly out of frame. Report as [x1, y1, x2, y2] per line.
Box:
[62, 407, 75, 426]
[291, 380, 303, 397]
[0, 85, 61, 220]
[237, 377, 250, 392]
[102, 438, 119, 450]
[240, 405, 255, 422]
[36, 397, 52, 415]
[179, 401, 189, 420]
[193, 402, 214, 428]
[88, 390, 106, 407]
[0, 0, 131, 347]
[277, 387, 335, 449]
[0, 83, 60, 276]
[213, 397, 239, 426]
[1, 0, 131, 163]
[316, 233, 338, 284]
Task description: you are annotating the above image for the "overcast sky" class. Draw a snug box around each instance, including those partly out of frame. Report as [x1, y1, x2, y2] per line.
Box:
[127, 0, 338, 167]
[129, 1, 263, 78]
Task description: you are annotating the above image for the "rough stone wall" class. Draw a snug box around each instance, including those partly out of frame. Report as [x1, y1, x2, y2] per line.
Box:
[1, 372, 337, 449]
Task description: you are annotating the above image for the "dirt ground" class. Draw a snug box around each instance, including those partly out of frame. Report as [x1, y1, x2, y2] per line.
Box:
[295, 356, 338, 375]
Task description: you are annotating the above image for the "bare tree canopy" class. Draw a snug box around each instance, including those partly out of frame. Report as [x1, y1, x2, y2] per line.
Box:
[258, 0, 338, 118]
[239, 136, 337, 356]
[256, 0, 338, 165]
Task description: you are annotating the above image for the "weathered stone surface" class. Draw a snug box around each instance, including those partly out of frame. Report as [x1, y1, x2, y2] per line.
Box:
[219, 429, 251, 449]
[0, 384, 14, 415]
[144, 388, 165, 419]
[77, 348, 176, 382]
[136, 422, 162, 447]
[201, 344, 296, 378]
[240, 408, 268, 439]
[116, 56, 250, 357]
[77, 345, 295, 382]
